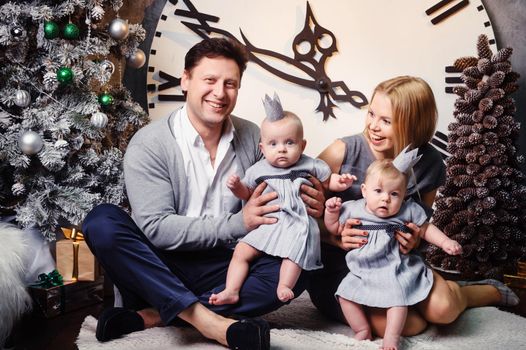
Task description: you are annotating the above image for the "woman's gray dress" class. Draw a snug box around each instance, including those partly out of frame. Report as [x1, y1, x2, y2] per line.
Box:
[335, 198, 434, 307]
[241, 155, 330, 271]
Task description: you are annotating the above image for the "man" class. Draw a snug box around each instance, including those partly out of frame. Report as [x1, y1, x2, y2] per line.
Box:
[83, 37, 324, 349]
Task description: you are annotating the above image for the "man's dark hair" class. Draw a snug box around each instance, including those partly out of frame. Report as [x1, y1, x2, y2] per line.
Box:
[184, 37, 249, 79]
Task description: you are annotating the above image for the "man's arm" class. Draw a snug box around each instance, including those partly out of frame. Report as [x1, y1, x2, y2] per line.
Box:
[124, 134, 281, 252]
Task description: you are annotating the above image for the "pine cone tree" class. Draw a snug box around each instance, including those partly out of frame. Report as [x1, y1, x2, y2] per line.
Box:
[426, 35, 526, 280]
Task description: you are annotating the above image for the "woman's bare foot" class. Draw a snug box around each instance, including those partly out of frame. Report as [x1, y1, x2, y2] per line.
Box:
[277, 285, 294, 302]
[209, 289, 240, 305]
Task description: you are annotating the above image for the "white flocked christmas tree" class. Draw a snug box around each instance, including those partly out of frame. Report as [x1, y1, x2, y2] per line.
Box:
[0, 0, 149, 240]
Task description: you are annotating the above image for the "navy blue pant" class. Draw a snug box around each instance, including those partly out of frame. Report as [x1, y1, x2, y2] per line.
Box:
[307, 242, 348, 323]
[82, 204, 307, 325]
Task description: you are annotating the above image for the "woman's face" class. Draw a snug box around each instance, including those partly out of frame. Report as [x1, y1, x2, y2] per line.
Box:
[365, 92, 395, 159]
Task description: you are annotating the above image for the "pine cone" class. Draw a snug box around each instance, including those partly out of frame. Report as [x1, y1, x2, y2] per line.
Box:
[483, 132, 498, 145]
[453, 86, 469, 97]
[455, 100, 476, 114]
[488, 71, 506, 87]
[486, 177, 502, 190]
[464, 66, 484, 79]
[477, 58, 492, 75]
[478, 98, 493, 112]
[491, 47, 513, 63]
[492, 105, 504, 117]
[476, 34, 493, 60]
[454, 56, 478, 70]
[493, 61, 512, 74]
[464, 89, 483, 103]
[485, 88, 505, 101]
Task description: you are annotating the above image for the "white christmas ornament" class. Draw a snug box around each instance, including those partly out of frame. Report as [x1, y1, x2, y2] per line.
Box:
[108, 18, 129, 40]
[19, 131, 43, 155]
[90, 112, 108, 128]
[127, 49, 146, 69]
[14, 89, 31, 107]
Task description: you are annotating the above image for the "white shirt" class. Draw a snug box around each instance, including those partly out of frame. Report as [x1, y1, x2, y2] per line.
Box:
[173, 105, 240, 218]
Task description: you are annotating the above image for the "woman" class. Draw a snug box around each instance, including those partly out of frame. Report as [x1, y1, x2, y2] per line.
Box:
[308, 76, 519, 337]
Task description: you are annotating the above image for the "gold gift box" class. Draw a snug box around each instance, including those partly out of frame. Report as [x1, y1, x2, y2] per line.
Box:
[503, 261, 526, 289]
[56, 227, 100, 282]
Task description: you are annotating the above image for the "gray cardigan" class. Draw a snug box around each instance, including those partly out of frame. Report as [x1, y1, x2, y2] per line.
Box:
[123, 110, 262, 251]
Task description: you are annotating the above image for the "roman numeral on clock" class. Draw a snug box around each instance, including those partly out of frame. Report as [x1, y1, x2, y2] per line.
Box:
[425, 0, 469, 25]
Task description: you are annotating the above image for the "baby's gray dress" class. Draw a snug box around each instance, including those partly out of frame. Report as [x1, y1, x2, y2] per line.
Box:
[335, 198, 434, 307]
[241, 155, 330, 270]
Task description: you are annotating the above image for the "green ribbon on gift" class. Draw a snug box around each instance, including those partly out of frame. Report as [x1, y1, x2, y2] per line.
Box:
[31, 269, 64, 288]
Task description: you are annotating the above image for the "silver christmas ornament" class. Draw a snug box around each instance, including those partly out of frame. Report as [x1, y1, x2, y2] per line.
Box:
[127, 49, 146, 69]
[19, 131, 43, 155]
[90, 112, 108, 128]
[108, 18, 129, 40]
[100, 59, 115, 74]
[14, 89, 31, 107]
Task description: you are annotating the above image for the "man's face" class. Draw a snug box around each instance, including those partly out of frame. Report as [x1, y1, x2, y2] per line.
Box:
[181, 56, 241, 131]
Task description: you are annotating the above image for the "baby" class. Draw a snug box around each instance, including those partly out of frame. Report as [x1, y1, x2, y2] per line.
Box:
[324, 148, 461, 350]
[209, 93, 355, 305]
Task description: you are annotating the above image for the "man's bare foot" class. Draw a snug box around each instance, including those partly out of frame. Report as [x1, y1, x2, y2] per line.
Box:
[277, 285, 294, 302]
[209, 289, 240, 305]
[353, 328, 372, 341]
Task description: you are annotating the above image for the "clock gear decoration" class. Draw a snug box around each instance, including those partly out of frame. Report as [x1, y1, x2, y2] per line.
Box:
[426, 34, 526, 280]
[155, 0, 368, 122]
[0, 1, 149, 240]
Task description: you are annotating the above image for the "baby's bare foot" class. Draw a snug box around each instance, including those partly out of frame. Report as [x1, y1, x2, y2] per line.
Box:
[353, 329, 372, 341]
[209, 290, 240, 305]
[381, 333, 400, 350]
[277, 286, 295, 302]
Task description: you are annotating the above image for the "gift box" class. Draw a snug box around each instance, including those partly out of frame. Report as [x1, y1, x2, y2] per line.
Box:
[56, 227, 100, 282]
[29, 277, 104, 318]
[504, 261, 526, 289]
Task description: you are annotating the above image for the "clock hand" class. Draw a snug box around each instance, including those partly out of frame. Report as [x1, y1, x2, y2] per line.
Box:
[174, 0, 368, 121]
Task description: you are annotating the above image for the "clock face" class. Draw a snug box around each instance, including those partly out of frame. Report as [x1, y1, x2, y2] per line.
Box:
[146, 0, 497, 158]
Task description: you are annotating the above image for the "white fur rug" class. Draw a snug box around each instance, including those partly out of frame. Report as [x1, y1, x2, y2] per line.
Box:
[77, 292, 526, 350]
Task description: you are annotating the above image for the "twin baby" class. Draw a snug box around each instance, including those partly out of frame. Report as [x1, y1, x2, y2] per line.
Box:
[209, 93, 461, 350]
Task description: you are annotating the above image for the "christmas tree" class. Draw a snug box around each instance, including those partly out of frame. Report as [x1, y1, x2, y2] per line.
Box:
[426, 34, 526, 280]
[0, 1, 149, 240]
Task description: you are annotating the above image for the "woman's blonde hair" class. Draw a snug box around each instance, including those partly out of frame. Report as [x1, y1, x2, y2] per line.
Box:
[366, 76, 438, 155]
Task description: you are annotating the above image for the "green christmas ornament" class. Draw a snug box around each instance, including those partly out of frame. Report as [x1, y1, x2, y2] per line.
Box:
[56, 67, 74, 84]
[44, 21, 59, 39]
[63, 23, 80, 40]
[98, 92, 114, 106]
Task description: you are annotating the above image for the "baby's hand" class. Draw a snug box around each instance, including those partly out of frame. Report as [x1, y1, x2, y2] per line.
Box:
[442, 239, 462, 255]
[336, 173, 357, 191]
[227, 174, 241, 190]
[325, 196, 342, 213]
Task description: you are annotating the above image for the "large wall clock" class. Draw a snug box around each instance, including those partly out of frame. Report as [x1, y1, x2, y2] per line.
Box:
[145, 0, 497, 158]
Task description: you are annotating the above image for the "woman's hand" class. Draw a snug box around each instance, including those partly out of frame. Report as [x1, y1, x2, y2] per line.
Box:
[242, 182, 279, 231]
[396, 222, 421, 254]
[300, 176, 325, 218]
[339, 218, 368, 251]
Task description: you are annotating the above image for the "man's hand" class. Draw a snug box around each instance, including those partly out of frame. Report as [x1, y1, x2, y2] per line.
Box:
[300, 176, 325, 218]
[242, 182, 279, 231]
[396, 222, 420, 254]
[339, 218, 368, 250]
